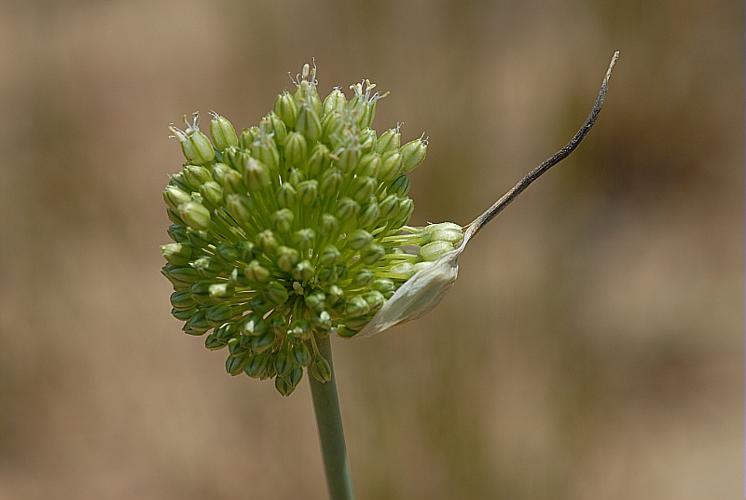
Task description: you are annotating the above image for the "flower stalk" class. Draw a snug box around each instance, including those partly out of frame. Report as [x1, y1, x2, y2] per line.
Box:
[309, 334, 355, 500]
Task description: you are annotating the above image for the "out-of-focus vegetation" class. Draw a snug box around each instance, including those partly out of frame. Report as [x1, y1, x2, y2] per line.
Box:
[0, 1, 740, 499]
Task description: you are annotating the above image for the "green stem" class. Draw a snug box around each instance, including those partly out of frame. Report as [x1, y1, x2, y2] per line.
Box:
[309, 334, 355, 500]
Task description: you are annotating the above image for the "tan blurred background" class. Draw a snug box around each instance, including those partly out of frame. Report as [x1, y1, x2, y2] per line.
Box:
[0, 1, 742, 499]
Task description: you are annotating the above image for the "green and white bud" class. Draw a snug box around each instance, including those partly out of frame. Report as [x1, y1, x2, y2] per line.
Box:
[161, 242, 192, 266]
[209, 112, 239, 151]
[284, 132, 308, 167]
[163, 185, 191, 210]
[243, 158, 272, 192]
[400, 137, 428, 173]
[419, 240, 454, 261]
[274, 91, 297, 128]
[178, 201, 211, 231]
[296, 104, 322, 143]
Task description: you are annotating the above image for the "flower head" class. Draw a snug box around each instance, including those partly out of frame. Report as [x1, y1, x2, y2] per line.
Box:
[162, 63, 462, 395]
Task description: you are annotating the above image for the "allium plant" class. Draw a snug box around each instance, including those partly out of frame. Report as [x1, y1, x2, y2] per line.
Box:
[161, 54, 618, 499]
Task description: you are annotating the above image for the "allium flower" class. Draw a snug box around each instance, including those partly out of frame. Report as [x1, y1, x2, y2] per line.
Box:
[161, 63, 465, 395]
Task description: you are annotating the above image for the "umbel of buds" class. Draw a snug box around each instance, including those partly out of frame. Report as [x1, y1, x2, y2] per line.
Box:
[162, 63, 464, 395]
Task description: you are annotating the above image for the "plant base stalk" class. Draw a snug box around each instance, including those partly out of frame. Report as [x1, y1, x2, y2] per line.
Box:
[309, 334, 355, 500]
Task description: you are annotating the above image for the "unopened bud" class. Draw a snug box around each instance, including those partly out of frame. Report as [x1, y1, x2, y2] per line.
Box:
[161, 242, 192, 266]
[266, 280, 289, 304]
[379, 151, 402, 181]
[243, 158, 271, 192]
[310, 356, 333, 383]
[348, 229, 373, 250]
[321, 214, 339, 234]
[284, 132, 308, 167]
[336, 197, 360, 221]
[272, 208, 294, 233]
[358, 201, 380, 228]
[226, 194, 252, 224]
[376, 127, 400, 154]
[293, 228, 316, 251]
[257, 230, 278, 254]
[199, 181, 223, 205]
[274, 91, 297, 128]
[296, 104, 322, 143]
[293, 260, 315, 281]
[297, 180, 318, 205]
[320, 168, 343, 197]
[276, 246, 300, 272]
[345, 296, 370, 317]
[178, 201, 211, 230]
[400, 138, 427, 173]
[350, 176, 377, 203]
[319, 245, 341, 266]
[357, 152, 381, 177]
[420, 240, 454, 261]
[323, 88, 347, 115]
[389, 175, 410, 196]
[210, 113, 239, 151]
[361, 243, 385, 264]
[244, 260, 271, 283]
[276, 183, 297, 208]
[163, 185, 191, 209]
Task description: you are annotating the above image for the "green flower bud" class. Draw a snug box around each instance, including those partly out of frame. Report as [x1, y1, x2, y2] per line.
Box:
[257, 230, 279, 254]
[359, 200, 381, 228]
[274, 91, 297, 128]
[357, 152, 381, 177]
[345, 296, 370, 317]
[321, 214, 339, 234]
[375, 127, 400, 154]
[310, 356, 333, 383]
[388, 261, 415, 279]
[251, 136, 280, 172]
[243, 314, 267, 336]
[207, 303, 236, 323]
[263, 112, 288, 145]
[361, 243, 385, 264]
[319, 245, 341, 266]
[350, 176, 378, 203]
[353, 269, 374, 286]
[323, 88, 347, 115]
[244, 260, 271, 283]
[226, 352, 247, 375]
[178, 201, 211, 231]
[327, 285, 345, 305]
[167, 224, 188, 242]
[296, 104, 322, 143]
[209, 283, 231, 299]
[277, 183, 298, 208]
[389, 175, 410, 196]
[183, 310, 211, 335]
[394, 198, 414, 226]
[420, 240, 454, 261]
[199, 181, 223, 205]
[306, 144, 332, 177]
[245, 353, 267, 378]
[336, 198, 360, 222]
[237, 241, 257, 261]
[335, 147, 359, 173]
[320, 168, 343, 197]
[251, 331, 276, 353]
[172, 306, 195, 321]
[427, 222, 464, 245]
[413, 261, 433, 273]
[297, 180, 318, 205]
[348, 229, 372, 250]
[379, 151, 402, 181]
[400, 138, 427, 173]
[321, 112, 343, 144]
[226, 194, 252, 224]
[292, 342, 312, 367]
[243, 157, 272, 192]
[379, 194, 399, 220]
[163, 185, 191, 210]
[204, 332, 228, 350]
[240, 127, 259, 149]
[359, 128, 377, 152]
[293, 228, 316, 251]
[305, 291, 326, 312]
[266, 280, 289, 304]
[293, 260, 315, 281]
[372, 278, 396, 294]
[274, 351, 293, 377]
[180, 129, 215, 165]
[272, 208, 294, 233]
[191, 256, 222, 278]
[276, 246, 300, 272]
[284, 132, 307, 167]
[289, 319, 312, 340]
[209, 113, 239, 151]
[161, 242, 192, 266]
[364, 291, 385, 311]
[170, 290, 196, 310]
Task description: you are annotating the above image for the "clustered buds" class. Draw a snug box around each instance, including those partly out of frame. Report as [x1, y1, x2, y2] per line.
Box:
[162, 62, 463, 395]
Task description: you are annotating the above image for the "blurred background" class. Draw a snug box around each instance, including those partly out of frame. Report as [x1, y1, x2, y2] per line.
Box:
[0, 1, 741, 499]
